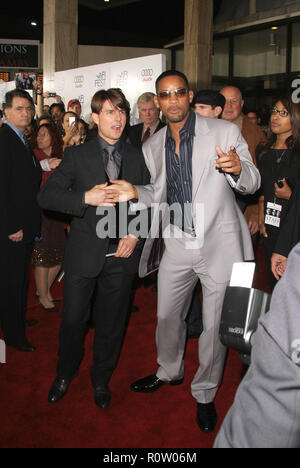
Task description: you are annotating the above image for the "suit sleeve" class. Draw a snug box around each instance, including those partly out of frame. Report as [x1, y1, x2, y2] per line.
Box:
[133, 142, 156, 209]
[225, 126, 261, 195]
[38, 149, 87, 217]
[0, 133, 24, 236]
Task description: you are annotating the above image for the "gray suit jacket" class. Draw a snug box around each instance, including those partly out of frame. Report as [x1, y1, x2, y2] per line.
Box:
[214, 242, 300, 448]
[134, 114, 261, 283]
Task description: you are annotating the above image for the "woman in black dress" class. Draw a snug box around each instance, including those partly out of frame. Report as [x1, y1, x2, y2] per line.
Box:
[258, 96, 300, 291]
[32, 124, 65, 310]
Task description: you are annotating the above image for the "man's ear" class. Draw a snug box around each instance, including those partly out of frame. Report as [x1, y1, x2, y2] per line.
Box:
[154, 95, 160, 109]
[189, 90, 194, 104]
[215, 106, 223, 118]
[91, 112, 99, 127]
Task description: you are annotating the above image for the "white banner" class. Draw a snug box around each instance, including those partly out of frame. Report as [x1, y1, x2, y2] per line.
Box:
[55, 54, 166, 124]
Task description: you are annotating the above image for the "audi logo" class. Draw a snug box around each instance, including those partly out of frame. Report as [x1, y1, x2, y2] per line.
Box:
[141, 69, 154, 77]
[74, 75, 84, 84]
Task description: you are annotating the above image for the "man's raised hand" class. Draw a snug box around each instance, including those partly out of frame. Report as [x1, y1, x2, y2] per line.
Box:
[215, 146, 242, 176]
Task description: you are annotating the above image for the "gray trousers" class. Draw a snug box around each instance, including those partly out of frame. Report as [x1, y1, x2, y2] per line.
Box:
[155, 232, 228, 404]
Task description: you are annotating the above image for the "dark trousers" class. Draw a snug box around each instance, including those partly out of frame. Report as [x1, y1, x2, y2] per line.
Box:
[0, 240, 33, 346]
[263, 239, 278, 292]
[57, 256, 135, 386]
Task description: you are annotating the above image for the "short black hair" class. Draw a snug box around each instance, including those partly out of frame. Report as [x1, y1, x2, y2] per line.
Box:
[155, 70, 189, 92]
[192, 90, 225, 111]
[3, 88, 34, 109]
[49, 102, 65, 114]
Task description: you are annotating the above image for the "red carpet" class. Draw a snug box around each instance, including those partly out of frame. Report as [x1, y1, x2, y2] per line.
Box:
[0, 243, 269, 448]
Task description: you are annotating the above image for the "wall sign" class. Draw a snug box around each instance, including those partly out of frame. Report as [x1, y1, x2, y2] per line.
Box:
[0, 40, 40, 69]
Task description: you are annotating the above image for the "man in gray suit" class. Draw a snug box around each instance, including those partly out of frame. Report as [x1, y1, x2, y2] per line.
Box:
[214, 242, 300, 448]
[108, 70, 260, 433]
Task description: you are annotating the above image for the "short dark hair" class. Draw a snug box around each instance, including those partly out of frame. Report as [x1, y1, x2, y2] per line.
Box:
[155, 70, 189, 92]
[192, 90, 225, 111]
[91, 88, 130, 115]
[49, 102, 65, 114]
[3, 88, 34, 109]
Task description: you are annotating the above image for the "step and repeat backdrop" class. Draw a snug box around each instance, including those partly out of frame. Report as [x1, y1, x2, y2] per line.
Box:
[1, 53, 166, 125]
[54, 53, 166, 124]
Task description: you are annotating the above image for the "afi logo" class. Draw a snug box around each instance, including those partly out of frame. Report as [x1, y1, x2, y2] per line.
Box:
[0, 339, 6, 364]
[95, 71, 106, 88]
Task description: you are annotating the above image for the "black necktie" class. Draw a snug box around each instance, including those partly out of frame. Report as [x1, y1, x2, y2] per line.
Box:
[23, 135, 37, 167]
[104, 146, 119, 180]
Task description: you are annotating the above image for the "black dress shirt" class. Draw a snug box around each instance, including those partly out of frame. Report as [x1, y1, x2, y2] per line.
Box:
[165, 110, 195, 231]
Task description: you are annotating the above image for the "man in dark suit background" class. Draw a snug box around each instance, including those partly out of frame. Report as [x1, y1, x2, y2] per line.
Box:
[0, 89, 41, 352]
[128, 92, 165, 150]
[38, 89, 150, 409]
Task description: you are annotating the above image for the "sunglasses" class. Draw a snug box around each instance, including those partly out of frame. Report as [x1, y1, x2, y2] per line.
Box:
[157, 87, 188, 100]
[270, 108, 289, 117]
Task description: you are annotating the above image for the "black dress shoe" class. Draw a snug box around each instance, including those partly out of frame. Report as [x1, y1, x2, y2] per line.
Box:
[25, 319, 38, 327]
[94, 385, 111, 409]
[13, 342, 36, 352]
[196, 402, 218, 433]
[130, 374, 184, 393]
[48, 377, 70, 404]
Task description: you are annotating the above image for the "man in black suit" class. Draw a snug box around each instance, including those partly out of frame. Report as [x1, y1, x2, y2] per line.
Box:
[128, 92, 165, 150]
[38, 89, 150, 409]
[0, 89, 41, 352]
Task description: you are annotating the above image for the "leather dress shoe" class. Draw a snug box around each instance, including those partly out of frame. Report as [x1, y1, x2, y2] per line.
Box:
[130, 374, 183, 393]
[196, 402, 218, 433]
[48, 376, 70, 404]
[13, 342, 36, 352]
[94, 385, 111, 409]
[25, 319, 38, 327]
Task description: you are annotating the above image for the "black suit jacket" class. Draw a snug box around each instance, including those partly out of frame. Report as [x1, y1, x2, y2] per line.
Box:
[127, 120, 165, 150]
[0, 124, 41, 244]
[275, 180, 300, 258]
[38, 137, 150, 278]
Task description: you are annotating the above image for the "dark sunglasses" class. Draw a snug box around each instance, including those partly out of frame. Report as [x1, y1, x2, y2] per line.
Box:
[157, 87, 188, 100]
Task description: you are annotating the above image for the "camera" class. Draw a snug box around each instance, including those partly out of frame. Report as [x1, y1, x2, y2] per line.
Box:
[277, 177, 288, 188]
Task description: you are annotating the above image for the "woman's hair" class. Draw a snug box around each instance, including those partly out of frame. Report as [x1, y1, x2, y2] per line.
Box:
[37, 114, 56, 128]
[264, 96, 300, 153]
[62, 111, 79, 127]
[37, 123, 64, 158]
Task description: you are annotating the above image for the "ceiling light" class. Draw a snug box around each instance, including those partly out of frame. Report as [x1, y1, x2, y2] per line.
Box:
[271, 26, 278, 30]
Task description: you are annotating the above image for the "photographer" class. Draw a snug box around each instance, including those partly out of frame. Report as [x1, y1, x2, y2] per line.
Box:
[258, 96, 300, 290]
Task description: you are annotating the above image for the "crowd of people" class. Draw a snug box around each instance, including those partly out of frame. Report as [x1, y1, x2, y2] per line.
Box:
[1, 69, 300, 448]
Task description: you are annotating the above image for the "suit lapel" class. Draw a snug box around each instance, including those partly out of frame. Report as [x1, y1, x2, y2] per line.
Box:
[86, 138, 106, 181]
[192, 116, 211, 201]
